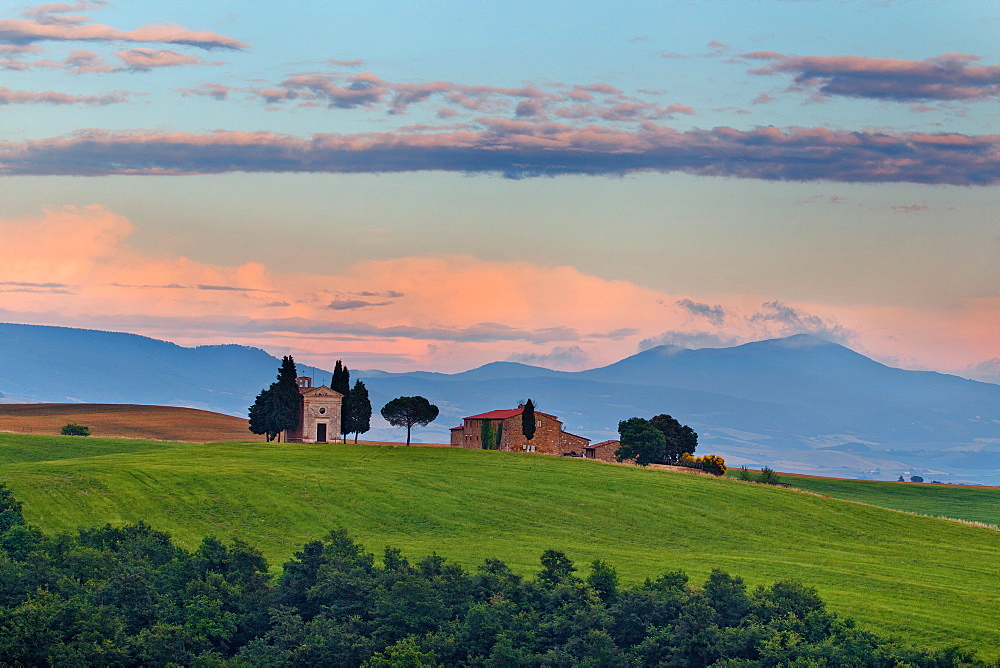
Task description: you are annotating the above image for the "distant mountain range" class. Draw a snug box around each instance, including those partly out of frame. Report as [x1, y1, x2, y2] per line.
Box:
[2, 322, 998, 484]
[0, 323, 329, 414]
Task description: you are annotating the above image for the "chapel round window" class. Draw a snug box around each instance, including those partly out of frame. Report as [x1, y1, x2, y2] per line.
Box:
[319, 407, 326, 414]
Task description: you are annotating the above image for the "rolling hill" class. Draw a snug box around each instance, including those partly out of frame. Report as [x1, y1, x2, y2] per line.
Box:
[0, 403, 251, 442]
[1, 433, 997, 659]
[2, 322, 998, 483]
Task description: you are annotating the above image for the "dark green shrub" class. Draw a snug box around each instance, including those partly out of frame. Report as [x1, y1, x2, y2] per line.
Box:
[60, 423, 90, 436]
[0, 483, 26, 532]
[759, 466, 781, 485]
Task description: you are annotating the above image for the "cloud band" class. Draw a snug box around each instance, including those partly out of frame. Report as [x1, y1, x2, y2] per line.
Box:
[2, 124, 997, 184]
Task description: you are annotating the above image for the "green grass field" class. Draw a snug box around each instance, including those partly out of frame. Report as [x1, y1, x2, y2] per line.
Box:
[2, 433, 998, 659]
[729, 469, 1000, 527]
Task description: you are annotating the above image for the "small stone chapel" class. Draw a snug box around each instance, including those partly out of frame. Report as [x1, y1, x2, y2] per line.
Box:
[284, 376, 343, 443]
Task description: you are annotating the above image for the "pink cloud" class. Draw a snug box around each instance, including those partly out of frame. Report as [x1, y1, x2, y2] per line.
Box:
[748, 52, 1000, 102]
[2, 123, 997, 185]
[0, 85, 130, 105]
[743, 51, 785, 60]
[20, 2, 108, 22]
[254, 72, 657, 123]
[707, 40, 732, 56]
[177, 82, 234, 101]
[63, 47, 108, 71]
[515, 99, 544, 117]
[891, 201, 930, 214]
[115, 47, 218, 71]
[2, 205, 994, 373]
[266, 72, 389, 108]
[0, 43, 43, 55]
[0, 16, 246, 50]
[574, 83, 623, 95]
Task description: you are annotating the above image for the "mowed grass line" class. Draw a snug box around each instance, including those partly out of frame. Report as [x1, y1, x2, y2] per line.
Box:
[772, 473, 1000, 527]
[0, 434, 179, 465]
[1, 434, 998, 659]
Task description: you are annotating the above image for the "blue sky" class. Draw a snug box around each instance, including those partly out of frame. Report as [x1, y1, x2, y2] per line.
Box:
[0, 0, 997, 375]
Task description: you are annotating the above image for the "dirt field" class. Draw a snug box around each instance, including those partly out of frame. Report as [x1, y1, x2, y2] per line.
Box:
[0, 403, 253, 443]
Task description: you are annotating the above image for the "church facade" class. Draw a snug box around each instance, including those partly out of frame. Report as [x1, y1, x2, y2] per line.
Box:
[284, 377, 343, 443]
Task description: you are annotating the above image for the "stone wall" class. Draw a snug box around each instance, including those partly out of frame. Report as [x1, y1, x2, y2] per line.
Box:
[586, 440, 623, 463]
[557, 431, 591, 457]
[450, 409, 592, 457]
[502, 412, 564, 454]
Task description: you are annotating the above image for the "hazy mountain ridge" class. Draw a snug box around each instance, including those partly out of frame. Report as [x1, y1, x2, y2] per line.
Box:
[0, 322, 329, 413]
[2, 323, 998, 483]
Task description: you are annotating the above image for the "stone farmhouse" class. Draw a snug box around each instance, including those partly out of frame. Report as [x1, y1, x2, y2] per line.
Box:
[284, 377, 343, 443]
[450, 404, 621, 462]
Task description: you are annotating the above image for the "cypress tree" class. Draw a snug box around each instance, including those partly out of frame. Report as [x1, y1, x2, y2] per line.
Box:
[272, 355, 302, 440]
[522, 399, 536, 445]
[331, 360, 343, 392]
[248, 386, 278, 441]
[344, 379, 372, 443]
[330, 360, 351, 437]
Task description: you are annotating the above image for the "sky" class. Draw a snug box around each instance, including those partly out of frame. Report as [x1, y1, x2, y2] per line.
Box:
[0, 0, 997, 376]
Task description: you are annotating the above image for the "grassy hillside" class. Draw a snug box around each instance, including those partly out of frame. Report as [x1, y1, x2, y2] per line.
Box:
[1, 433, 998, 659]
[731, 469, 1000, 527]
[0, 403, 252, 442]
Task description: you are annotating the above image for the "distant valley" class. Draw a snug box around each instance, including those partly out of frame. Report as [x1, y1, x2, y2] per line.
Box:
[2, 322, 998, 484]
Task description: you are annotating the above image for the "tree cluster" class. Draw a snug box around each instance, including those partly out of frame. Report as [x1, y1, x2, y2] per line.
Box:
[248, 356, 301, 441]
[649, 414, 698, 464]
[0, 485, 978, 666]
[616, 417, 667, 466]
[616, 414, 700, 468]
[248, 358, 373, 444]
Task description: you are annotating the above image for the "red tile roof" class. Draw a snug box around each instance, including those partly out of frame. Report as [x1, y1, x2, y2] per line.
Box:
[465, 407, 559, 421]
[466, 408, 522, 420]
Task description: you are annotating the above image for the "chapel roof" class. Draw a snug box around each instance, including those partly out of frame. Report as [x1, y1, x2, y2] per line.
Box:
[300, 384, 343, 397]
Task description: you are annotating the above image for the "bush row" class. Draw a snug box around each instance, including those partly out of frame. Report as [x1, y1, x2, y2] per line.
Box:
[0, 484, 980, 666]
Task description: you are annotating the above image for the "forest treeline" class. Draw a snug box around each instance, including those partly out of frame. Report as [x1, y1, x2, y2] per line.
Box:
[0, 485, 981, 666]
